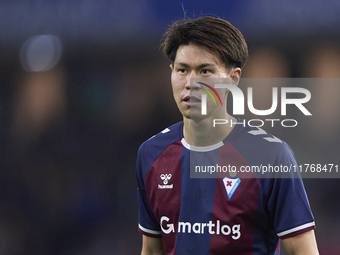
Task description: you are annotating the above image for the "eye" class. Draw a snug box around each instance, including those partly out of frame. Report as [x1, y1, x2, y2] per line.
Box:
[201, 69, 212, 75]
[178, 68, 187, 74]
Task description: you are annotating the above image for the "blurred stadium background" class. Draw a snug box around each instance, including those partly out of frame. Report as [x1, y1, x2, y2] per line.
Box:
[0, 0, 339, 254]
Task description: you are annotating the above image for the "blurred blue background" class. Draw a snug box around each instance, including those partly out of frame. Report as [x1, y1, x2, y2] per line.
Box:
[0, 0, 340, 254]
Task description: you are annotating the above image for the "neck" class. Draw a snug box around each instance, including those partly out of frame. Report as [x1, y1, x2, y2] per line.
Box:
[183, 113, 236, 147]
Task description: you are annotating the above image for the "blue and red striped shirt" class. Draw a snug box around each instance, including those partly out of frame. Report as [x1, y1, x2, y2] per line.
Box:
[136, 120, 315, 255]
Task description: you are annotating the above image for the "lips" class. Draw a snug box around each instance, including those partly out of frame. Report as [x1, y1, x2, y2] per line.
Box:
[182, 95, 201, 105]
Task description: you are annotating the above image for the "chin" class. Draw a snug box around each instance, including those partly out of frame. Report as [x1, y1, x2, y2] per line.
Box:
[187, 114, 207, 122]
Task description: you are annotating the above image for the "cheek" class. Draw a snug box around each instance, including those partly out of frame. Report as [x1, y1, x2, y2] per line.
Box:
[171, 81, 180, 101]
[215, 89, 228, 101]
[171, 72, 176, 85]
[171, 74, 183, 95]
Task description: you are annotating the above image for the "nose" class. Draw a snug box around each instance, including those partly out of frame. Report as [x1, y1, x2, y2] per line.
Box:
[185, 71, 200, 89]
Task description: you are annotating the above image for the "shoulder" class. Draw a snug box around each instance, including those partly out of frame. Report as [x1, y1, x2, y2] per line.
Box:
[229, 121, 296, 167]
[136, 121, 183, 176]
[236, 122, 292, 153]
[138, 121, 183, 153]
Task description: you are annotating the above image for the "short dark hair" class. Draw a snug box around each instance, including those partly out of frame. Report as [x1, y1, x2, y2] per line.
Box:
[161, 16, 249, 69]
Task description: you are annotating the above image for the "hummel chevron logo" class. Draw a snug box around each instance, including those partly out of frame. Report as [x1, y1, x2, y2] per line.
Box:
[248, 127, 282, 143]
[160, 174, 172, 184]
[158, 174, 173, 189]
[247, 128, 267, 136]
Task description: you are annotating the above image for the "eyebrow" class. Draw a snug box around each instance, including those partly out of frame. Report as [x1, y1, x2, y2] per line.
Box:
[174, 62, 216, 69]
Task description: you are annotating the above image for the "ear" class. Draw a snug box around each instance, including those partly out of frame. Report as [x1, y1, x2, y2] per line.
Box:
[228, 67, 242, 86]
[170, 64, 174, 71]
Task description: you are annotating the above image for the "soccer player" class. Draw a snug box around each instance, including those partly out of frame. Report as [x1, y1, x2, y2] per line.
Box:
[136, 16, 319, 255]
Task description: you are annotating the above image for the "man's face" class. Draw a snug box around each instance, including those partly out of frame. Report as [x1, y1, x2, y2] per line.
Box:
[170, 44, 231, 120]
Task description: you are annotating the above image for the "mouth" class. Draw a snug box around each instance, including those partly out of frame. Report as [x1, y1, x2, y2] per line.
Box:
[182, 95, 201, 106]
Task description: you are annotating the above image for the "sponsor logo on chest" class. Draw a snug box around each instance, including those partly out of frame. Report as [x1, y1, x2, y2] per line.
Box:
[160, 216, 241, 240]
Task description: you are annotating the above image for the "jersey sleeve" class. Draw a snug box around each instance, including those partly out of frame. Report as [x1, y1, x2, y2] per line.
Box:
[136, 145, 162, 238]
[266, 142, 315, 239]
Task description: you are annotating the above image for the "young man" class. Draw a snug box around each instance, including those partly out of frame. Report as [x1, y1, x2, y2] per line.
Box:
[136, 16, 319, 255]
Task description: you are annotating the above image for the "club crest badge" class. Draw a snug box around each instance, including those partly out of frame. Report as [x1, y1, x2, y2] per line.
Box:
[222, 177, 241, 199]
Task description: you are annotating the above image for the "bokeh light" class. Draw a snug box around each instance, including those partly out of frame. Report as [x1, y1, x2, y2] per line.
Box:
[20, 34, 62, 72]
